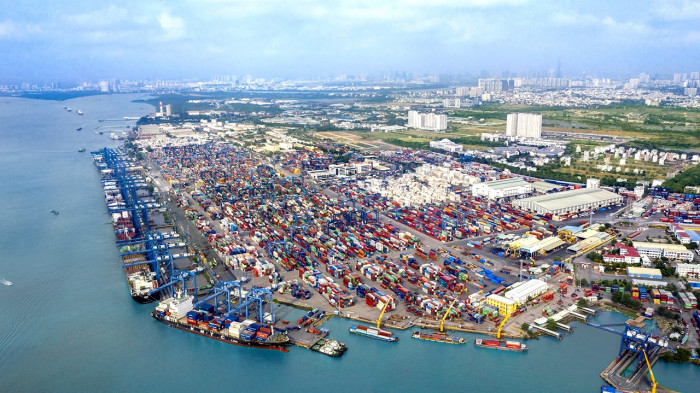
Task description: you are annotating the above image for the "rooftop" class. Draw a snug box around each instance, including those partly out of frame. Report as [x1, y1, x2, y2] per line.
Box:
[480, 177, 530, 190]
[632, 242, 692, 253]
[514, 188, 621, 211]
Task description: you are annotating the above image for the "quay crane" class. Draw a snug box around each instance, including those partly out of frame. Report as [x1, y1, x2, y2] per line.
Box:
[376, 297, 392, 329]
[497, 311, 512, 339]
[440, 290, 464, 332]
[643, 349, 657, 393]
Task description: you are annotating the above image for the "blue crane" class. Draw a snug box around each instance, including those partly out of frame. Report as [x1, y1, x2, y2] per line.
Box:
[587, 323, 674, 366]
[194, 280, 242, 315]
[224, 287, 274, 323]
[149, 269, 199, 302]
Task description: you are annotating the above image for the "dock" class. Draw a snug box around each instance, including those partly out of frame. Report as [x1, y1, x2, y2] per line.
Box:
[578, 306, 598, 315]
[556, 322, 573, 332]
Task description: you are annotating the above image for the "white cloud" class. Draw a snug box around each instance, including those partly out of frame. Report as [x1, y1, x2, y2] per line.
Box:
[157, 12, 185, 39]
[0, 20, 41, 39]
[654, 0, 700, 20]
[63, 5, 131, 28]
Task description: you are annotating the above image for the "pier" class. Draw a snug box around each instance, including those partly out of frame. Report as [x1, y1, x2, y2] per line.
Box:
[530, 324, 562, 339]
[556, 322, 573, 332]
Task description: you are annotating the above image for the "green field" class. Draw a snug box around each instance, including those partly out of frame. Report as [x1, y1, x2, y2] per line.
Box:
[450, 102, 700, 150]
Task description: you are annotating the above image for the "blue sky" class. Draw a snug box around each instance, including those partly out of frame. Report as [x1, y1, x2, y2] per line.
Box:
[1, 0, 699, 82]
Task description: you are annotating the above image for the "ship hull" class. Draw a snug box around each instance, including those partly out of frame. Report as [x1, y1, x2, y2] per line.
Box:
[349, 329, 398, 342]
[152, 312, 290, 352]
[411, 332, 465, 344]
[132, 292, 160, 304]
[474, 339, 527, 352]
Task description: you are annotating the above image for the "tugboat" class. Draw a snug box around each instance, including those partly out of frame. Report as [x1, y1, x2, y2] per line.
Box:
[310, 337, 347, 357]
[78, 147, 86, 153]
[411, 330, 466, 344]
[50, 210, 60, 216]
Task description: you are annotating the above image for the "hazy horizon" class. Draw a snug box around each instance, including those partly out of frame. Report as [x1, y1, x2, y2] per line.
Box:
[2, 0, 699, 83]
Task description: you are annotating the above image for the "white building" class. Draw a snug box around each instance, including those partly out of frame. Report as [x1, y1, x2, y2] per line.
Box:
[506, 113, 542, 139]
[512, 188, 623, 216]
[676, 263, 700, 279]
[504, 279, 548, 304]
[632, 242, 694, 262]
[587, 178, 600, 189]
[443, 98, 461, 108]
[472, 178, 532, 200]
[429, 138, 463, 153]
[408, 110, 448, 131]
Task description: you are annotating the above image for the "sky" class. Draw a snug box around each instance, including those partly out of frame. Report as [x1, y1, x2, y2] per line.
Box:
[1, 0, 699, 83]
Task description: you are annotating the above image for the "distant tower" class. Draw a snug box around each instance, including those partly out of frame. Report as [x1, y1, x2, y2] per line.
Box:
[159, 102, 163, 116]
[556, 58, 562, 78]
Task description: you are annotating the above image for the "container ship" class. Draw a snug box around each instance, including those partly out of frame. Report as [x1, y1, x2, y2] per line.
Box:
[349, 324, 398, 342]
[411, 331, 466, 344]
[152, 295, 291, 352]
[474, 338, 528, 352]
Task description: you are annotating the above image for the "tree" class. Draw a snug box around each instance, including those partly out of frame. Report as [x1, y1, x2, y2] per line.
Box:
[546, 318, 558, 331]
[553, 256, 562, 262]
[580, 278, 589, 287]
[576, 298, 589, 308]
[612, 290, 623, 303]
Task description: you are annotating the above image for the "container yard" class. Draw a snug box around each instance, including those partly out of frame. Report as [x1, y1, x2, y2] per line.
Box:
[126, 138, 598, 349]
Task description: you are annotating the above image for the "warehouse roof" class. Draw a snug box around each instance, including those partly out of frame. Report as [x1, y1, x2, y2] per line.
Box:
[486, 294, 516, 305]
[514, 188, 622, 211]
[627, 267, 663, 276]
[479, 177, 530, 190]
[531, 181, 561, 193]
[632, 242, 692, 253]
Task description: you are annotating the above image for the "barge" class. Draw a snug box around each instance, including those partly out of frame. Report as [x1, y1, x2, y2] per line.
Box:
[474, 338, 528, 352]
[349, 324, 398, 342]
[411, 331, 466, 344]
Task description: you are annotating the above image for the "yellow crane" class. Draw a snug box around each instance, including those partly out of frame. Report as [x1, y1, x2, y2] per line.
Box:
[440, 290, 465, 332]
[376, 297, 392, 329]
[642, 349, 657, 393]
[497, 311, 513, 339]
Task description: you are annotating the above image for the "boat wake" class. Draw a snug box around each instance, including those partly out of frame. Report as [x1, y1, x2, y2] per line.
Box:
[0, 277, 13, 286]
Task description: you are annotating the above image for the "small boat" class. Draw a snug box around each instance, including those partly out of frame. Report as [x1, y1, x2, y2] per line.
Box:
[77, 127, 82, 131]
[0, 277, 12, 286]
[78, 147, 86, 153]
[76, 110, 83, 115]
[50, 210, 60, 215]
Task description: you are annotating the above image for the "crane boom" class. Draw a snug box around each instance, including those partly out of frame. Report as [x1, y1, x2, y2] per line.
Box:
[643, 349, 657, 393]
[376, 297, 392, 328]
[497, 311, 513, 339]
[440, 291, 465, 332]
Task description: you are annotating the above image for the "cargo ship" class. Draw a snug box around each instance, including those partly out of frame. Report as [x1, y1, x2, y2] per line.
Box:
[411, 331, 466, 344]
[125, 267, 160, 304]
[474, 338, 528, 352]
[152, 295, 290, 352]
[349, 324, 398, 342]
[310, 337, 347, 357]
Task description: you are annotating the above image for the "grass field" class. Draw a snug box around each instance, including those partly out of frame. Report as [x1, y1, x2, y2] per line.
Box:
[450, 103, 700, 150]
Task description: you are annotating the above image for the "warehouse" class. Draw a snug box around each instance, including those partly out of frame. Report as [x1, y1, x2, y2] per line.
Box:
[504, 279, 548, 304]
[472, 177, 532, 200]
[512, 187, 623, 216]
[632, 242, 694, 262]
[626, 267, 663, 280]
[486, 294, 517, 316]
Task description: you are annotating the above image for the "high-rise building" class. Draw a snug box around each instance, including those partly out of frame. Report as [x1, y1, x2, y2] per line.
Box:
[407, 110, 448, 131]
[506, 113, 542, 139]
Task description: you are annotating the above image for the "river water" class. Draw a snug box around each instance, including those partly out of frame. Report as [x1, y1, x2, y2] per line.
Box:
[0, 94, 696, 392]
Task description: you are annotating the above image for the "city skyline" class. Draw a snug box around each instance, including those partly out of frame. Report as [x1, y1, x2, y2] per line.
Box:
[1, 0, 700, 83]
